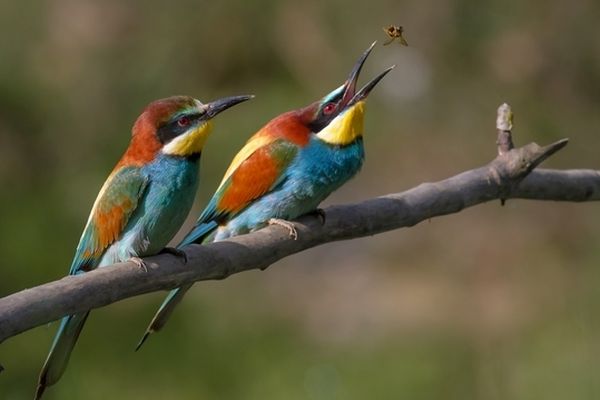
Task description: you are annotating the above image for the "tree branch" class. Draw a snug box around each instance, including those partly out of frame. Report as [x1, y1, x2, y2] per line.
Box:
[0, 104, 599, 344]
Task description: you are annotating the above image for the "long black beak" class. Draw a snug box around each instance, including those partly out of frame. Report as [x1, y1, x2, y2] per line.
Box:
[340, 42, 377, 106]
[205, 95, 254, 118]
[347, 65, 395, 106]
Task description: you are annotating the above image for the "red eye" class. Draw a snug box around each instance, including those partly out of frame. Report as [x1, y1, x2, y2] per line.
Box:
[323, 103, 336, 115]
[177, 116, 190, 127]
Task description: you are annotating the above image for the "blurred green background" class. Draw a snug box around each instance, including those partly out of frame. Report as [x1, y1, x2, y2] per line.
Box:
[1, 0, 600, 399]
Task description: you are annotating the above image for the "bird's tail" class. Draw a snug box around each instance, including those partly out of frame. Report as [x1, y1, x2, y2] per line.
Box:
[135, 284, 192, 351]
[35, 312, 90, 400]
[136, 221, 217, 351]
[178, 220, 218, 247]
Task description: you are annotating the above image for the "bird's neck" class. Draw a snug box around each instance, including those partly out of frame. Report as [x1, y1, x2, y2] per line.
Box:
[259, 111, 311, 146]
[316, 101, 365, 146]
[161, 121, 213, 158]
[117, 115, 163, 168]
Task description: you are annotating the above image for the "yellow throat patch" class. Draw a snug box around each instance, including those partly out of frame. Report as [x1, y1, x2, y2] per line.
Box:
[162, 121, 214, 157]
[317, 101, 365, 146]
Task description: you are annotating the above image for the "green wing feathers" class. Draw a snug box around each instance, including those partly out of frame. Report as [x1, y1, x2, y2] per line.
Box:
[70, 166, 148, 274]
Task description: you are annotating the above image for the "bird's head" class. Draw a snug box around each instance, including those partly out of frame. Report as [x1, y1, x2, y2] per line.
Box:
[298, 42, 393, 146]
[127, 94, 252, 163]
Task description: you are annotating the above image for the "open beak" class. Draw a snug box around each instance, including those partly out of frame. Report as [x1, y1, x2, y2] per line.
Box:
[340, 42, 377, 106]
[347, 65, 395, 106]
[204, 94, 254, 118]
[339, 43, 394, 109]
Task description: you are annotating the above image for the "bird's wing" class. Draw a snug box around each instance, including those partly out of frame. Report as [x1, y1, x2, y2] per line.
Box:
[193, 136, 298, 230]
[69, 165, 148, 274]
[201, 137, 299, 222]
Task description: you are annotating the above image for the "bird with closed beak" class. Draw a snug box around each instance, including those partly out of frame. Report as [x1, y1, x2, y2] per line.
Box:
[35, 93, 252, 399]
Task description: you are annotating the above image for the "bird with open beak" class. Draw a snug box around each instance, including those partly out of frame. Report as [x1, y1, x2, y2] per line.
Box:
[136, 42, 394, 351]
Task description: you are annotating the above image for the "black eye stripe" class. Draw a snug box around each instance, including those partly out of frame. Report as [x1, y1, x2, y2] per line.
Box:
[156, 112, 203, 144]
[307, 101, 342, 132]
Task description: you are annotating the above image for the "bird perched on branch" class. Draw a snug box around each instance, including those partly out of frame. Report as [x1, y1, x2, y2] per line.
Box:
[136, 42, 394, 350]
[34, 94, 252, 399]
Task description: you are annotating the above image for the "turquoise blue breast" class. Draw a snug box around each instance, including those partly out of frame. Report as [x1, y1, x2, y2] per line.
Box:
[100, 154, 200, 263]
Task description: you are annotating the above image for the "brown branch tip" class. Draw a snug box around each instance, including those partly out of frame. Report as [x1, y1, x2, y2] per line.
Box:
[496, 102, 514, 155]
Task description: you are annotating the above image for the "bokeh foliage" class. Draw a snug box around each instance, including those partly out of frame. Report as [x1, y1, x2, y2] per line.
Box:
[1, 0, 600, 399]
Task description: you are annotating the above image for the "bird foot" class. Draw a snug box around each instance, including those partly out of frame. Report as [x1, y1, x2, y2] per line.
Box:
[309, 208, 326, 225]
[130, 257, 148, 272]
[159, 247, 188, 264]
[268, 218, 298, 240]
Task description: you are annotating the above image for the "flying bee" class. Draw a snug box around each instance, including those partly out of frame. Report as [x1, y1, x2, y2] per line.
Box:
[383, 25, 408, 46]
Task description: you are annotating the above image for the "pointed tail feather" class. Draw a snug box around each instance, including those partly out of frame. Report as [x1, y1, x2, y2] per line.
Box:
[135, 284, 192, 351]
[136, 221, 218, 351]
[35, 312, 90, 399]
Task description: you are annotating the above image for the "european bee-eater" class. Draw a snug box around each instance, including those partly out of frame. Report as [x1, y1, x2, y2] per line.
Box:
[35, 94, 252, 399]
[136, 43, 393, 350]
